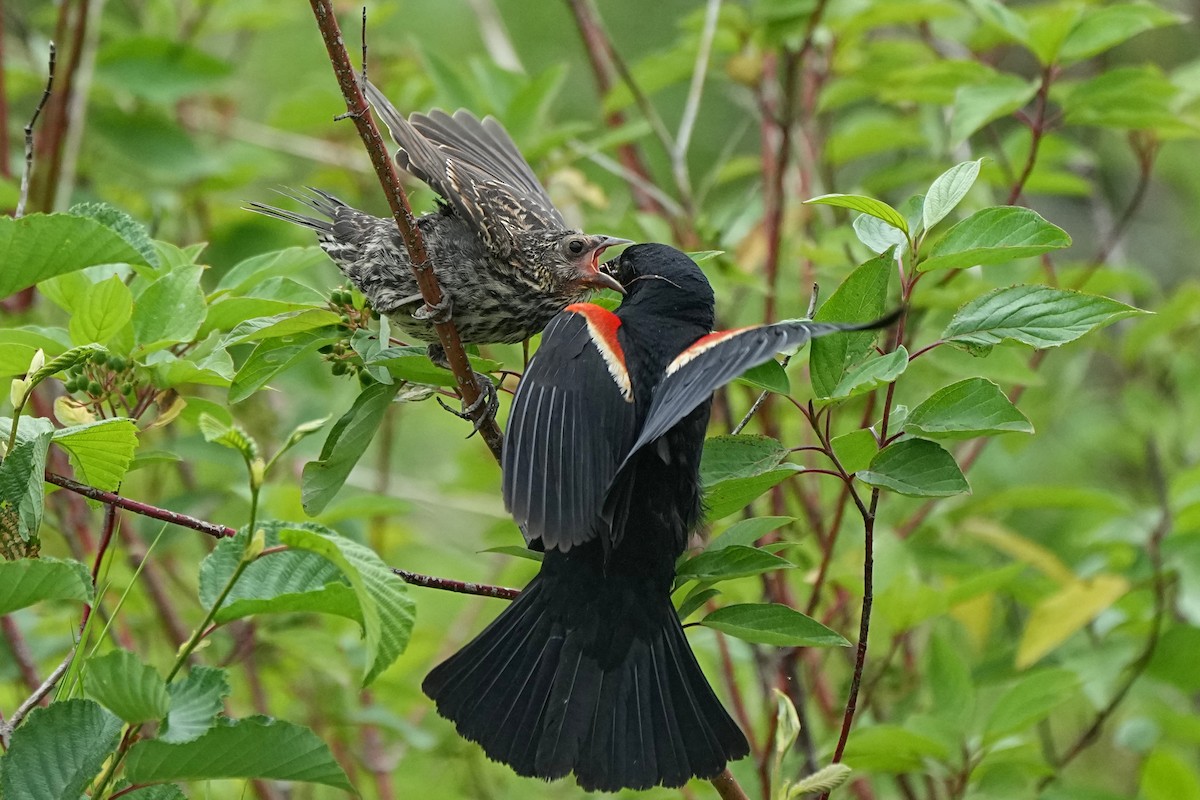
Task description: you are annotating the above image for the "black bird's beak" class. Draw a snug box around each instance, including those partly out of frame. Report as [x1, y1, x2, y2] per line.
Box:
[578, 235, 631, 295]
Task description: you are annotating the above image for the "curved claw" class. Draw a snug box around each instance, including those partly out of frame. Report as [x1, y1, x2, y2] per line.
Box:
[414, 294, 454, 325]
[436, 371, 500, 438]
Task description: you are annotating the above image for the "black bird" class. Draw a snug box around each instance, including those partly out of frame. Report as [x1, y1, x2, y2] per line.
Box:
[247, 82, 628, 404]
[423, 243, 898, 791]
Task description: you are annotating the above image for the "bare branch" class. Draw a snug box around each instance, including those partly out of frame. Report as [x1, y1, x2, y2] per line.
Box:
[17, 43, 56, 219]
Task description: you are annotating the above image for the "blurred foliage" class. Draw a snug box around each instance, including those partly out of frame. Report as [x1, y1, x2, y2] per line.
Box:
[2, 0, 1200, 798]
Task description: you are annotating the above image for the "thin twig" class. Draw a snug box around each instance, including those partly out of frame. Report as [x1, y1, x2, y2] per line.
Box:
[44, 471, 519, 600]
[307, 1, 504, 460]
[711, 768, 752, 800]
[1007, 65, 1057, 206]
[17, 42, 56, 219]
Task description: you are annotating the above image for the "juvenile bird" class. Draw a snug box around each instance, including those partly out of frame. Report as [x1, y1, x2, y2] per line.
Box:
[423, 243, 898, 791]
[247, 81, 628, 411]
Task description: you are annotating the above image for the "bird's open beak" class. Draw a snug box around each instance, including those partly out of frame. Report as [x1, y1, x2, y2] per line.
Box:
[578, 235, 631, 294]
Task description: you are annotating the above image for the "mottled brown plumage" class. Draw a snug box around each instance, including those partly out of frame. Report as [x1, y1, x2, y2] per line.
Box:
[248, 83, 627, 348]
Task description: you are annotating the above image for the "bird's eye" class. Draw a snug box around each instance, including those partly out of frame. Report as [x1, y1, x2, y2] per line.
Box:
[567, 239, 585, 255]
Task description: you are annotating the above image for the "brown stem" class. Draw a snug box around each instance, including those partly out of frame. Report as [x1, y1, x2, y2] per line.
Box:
[307, 0, 504, 461]
[565, 0, 669, 220]
[1006, 65, 1056, 206]
[44, 471, 520, 600]
[712, 768, 752, 800]
[36, 0, 90, 212]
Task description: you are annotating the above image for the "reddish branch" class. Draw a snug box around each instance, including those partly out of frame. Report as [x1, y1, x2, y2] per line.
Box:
[44, 471, 520, 600]
[307, 0, 504, 461]
[566, 0, 669, 220]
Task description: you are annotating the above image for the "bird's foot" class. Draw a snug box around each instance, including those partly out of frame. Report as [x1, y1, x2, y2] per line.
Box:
[437, 371, 500, 437]
[414, 293, 453, 325]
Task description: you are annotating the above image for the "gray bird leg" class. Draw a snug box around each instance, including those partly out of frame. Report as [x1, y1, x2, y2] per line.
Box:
[427, 342, 501, 436]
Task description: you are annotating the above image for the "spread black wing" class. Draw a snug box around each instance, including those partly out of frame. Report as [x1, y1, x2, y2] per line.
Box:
[623, 315, 899, 463]
[502, 306, 639, 552]
[364, 81, 566, 257]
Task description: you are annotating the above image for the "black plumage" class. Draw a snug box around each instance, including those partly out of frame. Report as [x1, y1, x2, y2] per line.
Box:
[424, 243, 898, 791]
[247, 81, 627, 349]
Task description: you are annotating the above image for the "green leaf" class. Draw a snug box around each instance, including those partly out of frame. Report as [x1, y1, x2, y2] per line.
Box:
[0, 699, 123, 800]
[132, 264, 206, 350]
[224, 309, 342, 346]
[0, 416, 55, 541]
[842, 724, 949, 773]
[805, 193, 908, 234]
[789, 765, 853, 797]
[28, 343, 107, 387]
[942, 285, 1146, 350]
[676, 545, 795, 584]
[0, 213, 148, 298]
[161, 666, 230, 743]
[923, 159, 985, 231]
[830, 429, 878, 475]
[84, 649, 169, 724]
[0, 556, 93, 614]
[737, 358, 790, 395]
[700, 603, 850, 647]
[198, 413, 258, 462]
[215, 246, 330, 294]
[983, 668, 1080, 743]
[302, 382, 401, 515]
[810, 250, 892, 398]
[96, 36, 232, 103]
[229, 329, 339, 404]
[1141, 748, 1200, 800]
[367, 344, 502, 389]
[51, 418, 139, 491]
[707, 516, 795, 550]
[68, 275, 134, 345]
[919, 207, 1071, 272]
[281, 526, 416, 686]
[67, 202, 159, 269]
[1060, 4, 1181, 65]
[950, 75, 1038, 145]
[1064, 65, 1193, 134]
[824, 346, 908, 400]
[704, 468, 799, 521]
[676, 586, 720, 623]
[859, 439, 970, 497]
[1017, 574, 1129, 668]
[905, 378, 1033, 440]
[198, 522, 360, 624]
[124, 716, 354, 792]
[122, 786, 188, 800]
[927, 628, 974, 730]
[700, 435, 788, 485]
[482, 545, 545, 562]
[0, 328, 69, 379]
[853, 213, 908, 255]
[966, 0, 1030, 46]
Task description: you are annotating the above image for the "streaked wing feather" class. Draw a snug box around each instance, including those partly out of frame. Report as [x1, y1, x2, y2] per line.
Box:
[364, 81, 564, 255]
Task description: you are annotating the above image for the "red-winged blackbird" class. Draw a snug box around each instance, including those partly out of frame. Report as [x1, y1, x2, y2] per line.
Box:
[423, 243, 898, 791]
[247, 81, 628, 362]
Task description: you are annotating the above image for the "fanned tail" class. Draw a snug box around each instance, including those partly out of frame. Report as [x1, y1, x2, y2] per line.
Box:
[422, 553, 749, 792]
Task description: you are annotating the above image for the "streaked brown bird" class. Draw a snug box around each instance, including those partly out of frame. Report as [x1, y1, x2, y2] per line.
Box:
[248, 81, 628, 413]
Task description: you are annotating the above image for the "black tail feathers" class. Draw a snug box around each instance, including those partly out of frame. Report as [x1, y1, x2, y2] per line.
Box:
[422, 573, 749, 792]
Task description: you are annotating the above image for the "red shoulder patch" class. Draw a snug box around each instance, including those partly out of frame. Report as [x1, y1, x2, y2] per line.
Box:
[566, 304, 634, 402]
[667, 326, 756, 374]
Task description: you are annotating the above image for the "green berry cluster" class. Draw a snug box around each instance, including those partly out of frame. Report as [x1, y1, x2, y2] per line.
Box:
[62, 351, 138, 402]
